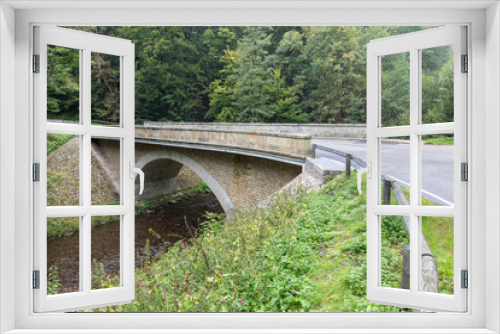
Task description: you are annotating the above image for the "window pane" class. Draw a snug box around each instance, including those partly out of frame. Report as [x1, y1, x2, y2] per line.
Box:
[419, 216, 454, 295]
[380, 137, 410, 205]
[91, 216, 121, 290]
[91, 138, 120, 205]
[47, 45, 80, 124]
[381, 52, 410, 127]
[47, 217, 80, 295]
[421, 134, 454, 206]
[91, 52, 121, 125]
[421, 45, 454, 124]
[47, 133, 80, 206]
[380, 215, 410, 290]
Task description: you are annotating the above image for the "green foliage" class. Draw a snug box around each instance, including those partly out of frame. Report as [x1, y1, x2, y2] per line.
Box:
[47, 266, 61, 295]
[47, 45, 80, 121]
[307, 174, 414, 312]
[421, 216, 454, 294]
[84, 173, 451, 313]
[301, 27, 365, 123]
[89, 190, 319, 312]
[91, 52, 121, 122]
[424, 136, 454, 145]
[46, 216, 120, 239]
[54, 26, 451, 125]
[421, 46, 454, 124]
[230, 27, 277, 122]
[380, 52, 411, 126]
[47, 133, 74, 155]
[134, 182, 213, 214]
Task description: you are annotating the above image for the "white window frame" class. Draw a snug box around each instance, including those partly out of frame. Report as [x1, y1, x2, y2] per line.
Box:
[0, 1, 499, 333]
[33, 26, 136, 313]
[366, 26, 468, 312]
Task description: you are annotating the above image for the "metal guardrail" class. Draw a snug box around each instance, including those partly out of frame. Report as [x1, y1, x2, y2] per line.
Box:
[312, 143, 367, 177]
[311, 143, 439, 294]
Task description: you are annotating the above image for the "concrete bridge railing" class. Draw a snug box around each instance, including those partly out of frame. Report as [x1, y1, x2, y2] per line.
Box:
[142, 121, 366, 139]
[135, 125, 312, 160]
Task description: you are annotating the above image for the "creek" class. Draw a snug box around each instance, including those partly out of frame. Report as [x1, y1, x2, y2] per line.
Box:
[47, 192, 223, 293]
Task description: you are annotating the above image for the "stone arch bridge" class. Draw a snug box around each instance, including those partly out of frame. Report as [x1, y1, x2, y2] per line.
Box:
[93, 124, 312, 213]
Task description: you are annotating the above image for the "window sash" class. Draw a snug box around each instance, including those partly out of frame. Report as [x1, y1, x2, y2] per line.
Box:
[32, 26, 136, 313]
[366, 26, 468, 312]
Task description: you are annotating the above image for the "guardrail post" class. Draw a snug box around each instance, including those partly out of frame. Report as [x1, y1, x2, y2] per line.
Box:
[402, 245, 410, 290]
[383, 180, 392, 205]
[346, 154, 351, 177]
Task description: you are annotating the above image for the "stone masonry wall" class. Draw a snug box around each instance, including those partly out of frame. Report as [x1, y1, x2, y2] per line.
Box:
[97, 139, 301, 210]
[142, 122, 366, 139]
[135, 126, 311, 158]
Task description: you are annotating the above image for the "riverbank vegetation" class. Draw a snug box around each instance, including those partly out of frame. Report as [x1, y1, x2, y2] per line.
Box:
[46, 182, 212, 239]
[79, 173, 453, 313]
[47, 133, 74, 155]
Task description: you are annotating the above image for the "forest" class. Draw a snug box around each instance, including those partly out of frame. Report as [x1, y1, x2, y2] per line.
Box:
[47, 26, 454, 125]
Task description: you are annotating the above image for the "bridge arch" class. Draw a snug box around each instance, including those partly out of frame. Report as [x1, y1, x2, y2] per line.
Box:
[135, 150, 235, 214]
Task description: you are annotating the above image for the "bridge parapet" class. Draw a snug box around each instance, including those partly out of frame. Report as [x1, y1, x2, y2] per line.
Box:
[135, 125, 311, 160]
[143, 121, 367, 138]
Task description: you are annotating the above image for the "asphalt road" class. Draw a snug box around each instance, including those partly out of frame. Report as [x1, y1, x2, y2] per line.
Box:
[312, 138, 454, 205]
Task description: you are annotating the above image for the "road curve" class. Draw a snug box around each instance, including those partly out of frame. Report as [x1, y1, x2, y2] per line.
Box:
[312, 138, 454, 205]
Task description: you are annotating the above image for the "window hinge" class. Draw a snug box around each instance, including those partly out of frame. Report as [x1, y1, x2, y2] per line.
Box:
[33, 270, 40, 289]
[461, 162, 468, 182]
[33, 163, 40, 182]
[33, 54, 40, 73]
[461, 54, 468, 73]
[461, 270, 468, 289]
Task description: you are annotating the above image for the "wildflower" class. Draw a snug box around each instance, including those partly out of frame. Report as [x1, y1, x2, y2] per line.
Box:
[206, 288, 209, 292]
[239, 299, 244, 306]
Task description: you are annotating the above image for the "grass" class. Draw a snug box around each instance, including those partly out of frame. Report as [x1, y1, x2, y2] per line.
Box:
[388, 184, 454, 294]
[47, 133, 74, 155]
[421, 217, 454, 294]
[304, 175, 413, 312]
[48, 173, 454, 311]
[81, 173, 425, 313]
[423, 136, 454, 145]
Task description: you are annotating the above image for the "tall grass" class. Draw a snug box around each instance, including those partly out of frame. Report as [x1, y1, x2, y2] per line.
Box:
[85, 173, 425, 312]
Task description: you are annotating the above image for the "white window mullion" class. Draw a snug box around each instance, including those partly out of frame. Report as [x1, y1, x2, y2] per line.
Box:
[365, 43, 379, 298]
[82, 134, 92, 294]
[409, 47, 420, 295]
[413, 123, 455, 135]
[81, 47, 92, 295]
[122, 49, 136, 293]
[372, 126, 411, 138]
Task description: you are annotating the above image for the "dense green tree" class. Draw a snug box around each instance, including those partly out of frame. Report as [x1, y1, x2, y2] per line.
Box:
[51, 25, 453, 125]
[421, 47, 454, 124]
[205, 47, 240, 122]
[266, 68, 306, 123]
[47, 45, 80, 120]
[301, 26, 365, 123]
[230, 27, 276, 122]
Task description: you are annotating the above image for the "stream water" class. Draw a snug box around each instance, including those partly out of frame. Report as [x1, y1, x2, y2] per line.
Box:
[47, 193, 224, 293]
